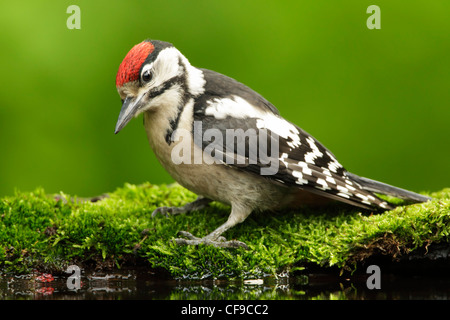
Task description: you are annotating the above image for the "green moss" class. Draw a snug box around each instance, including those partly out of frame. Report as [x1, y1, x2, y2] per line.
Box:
[0, 183, 449, 278]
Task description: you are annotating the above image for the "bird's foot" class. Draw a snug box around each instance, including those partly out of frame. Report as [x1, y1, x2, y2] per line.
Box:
[151, 197, 212, 218]
[174, 231, 249, 250]
[151, 206, 186, 217]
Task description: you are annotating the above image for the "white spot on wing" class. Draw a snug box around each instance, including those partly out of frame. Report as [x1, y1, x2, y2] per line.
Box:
[316, 178, 330, 190]
[328, 161, 341, 173]
[380, 202, 390, 209]
[306, 137, 323, 156]
[346, 184, 356, 191]
[204, 95, 302, 149]
[325, 151, 343, 173]
[337, 185, 349, 193]
[205, 97, 252, 119]
[304, 152, 316, 164]
[297, 162, 312, 176]
[292, 170, 308, 185]
[337, 192, 350, 199]
[303, 137, 324, 164]
[326, 176, 336, 185]
[256, 116, 301, 148]
[355, 193, 369, 201]
[280, 153, 289, 167]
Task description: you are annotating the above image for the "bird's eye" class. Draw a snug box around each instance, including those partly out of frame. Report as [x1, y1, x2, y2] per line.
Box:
[142, 69, 153, 83]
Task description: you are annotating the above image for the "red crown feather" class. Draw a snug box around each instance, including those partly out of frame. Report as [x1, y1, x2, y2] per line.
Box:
[116, 41, 154, 87]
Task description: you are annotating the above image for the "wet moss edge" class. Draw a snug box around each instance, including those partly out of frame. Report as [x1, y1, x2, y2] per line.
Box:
[0, 183, 449, 279]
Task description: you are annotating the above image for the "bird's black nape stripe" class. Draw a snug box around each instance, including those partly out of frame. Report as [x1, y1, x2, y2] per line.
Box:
[164, 58, 189, 145]
[165, 100, 184, 145]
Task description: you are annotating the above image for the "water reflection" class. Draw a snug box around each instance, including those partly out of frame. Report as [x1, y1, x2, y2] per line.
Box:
[1, 268, 449, 300]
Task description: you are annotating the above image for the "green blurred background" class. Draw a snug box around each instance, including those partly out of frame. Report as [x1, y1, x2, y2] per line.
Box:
[0, 0, 448, 197]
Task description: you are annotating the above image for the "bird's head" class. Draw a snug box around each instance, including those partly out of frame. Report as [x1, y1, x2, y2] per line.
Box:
[114, 40, 205, 134]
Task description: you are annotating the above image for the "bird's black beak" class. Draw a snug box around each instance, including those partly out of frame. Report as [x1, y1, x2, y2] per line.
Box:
[114, 95, 144, 134]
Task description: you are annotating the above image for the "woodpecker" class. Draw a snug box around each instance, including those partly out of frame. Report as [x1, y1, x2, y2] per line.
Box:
[114, 40, 430, 249]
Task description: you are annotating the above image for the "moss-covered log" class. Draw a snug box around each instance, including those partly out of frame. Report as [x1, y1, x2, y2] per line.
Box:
[0, 183, 448, 279]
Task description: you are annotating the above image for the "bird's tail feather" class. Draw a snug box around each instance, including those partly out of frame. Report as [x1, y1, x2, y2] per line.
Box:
[346, 172, 431, 203]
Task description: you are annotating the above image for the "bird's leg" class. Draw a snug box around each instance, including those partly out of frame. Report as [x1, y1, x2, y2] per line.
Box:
[174, 204, 252, 249]
[151, 196, 212, 218]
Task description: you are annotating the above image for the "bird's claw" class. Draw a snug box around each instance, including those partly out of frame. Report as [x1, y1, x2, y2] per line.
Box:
[151, 197, 212, 218]
[151, 206, 174, 218]
[174, 231, 249, 250]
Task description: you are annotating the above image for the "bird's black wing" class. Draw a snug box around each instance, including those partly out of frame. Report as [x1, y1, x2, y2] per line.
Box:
[192, 86, 393, 210]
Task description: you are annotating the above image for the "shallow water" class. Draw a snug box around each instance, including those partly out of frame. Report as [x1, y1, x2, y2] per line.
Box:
[1, 267, 449, 300]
